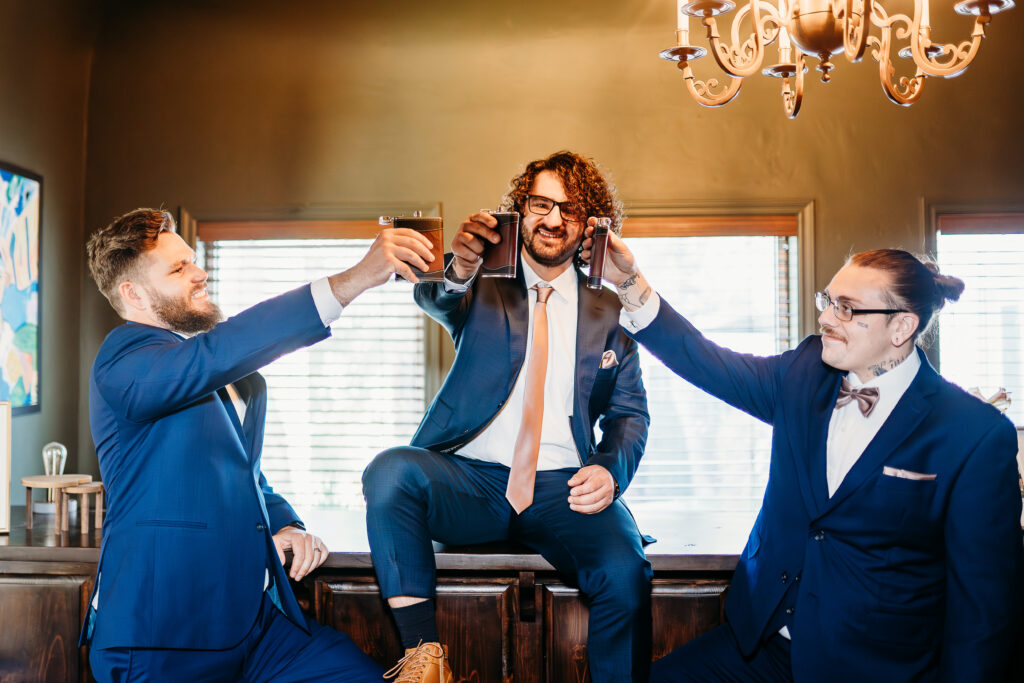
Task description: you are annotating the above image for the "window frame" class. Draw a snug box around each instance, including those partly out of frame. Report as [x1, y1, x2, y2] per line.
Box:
[623, 200, 817, 338]
[925, 204, 1024, 371]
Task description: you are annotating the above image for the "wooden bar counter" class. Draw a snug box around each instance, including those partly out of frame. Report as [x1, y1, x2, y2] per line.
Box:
[0, 505, 749, 682]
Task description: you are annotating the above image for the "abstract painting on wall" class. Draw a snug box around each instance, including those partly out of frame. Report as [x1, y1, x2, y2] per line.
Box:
[0, 162, 40, 414]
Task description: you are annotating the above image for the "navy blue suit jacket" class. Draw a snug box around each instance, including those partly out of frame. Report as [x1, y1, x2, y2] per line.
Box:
[631, 297, 1022, 682]
[411, 259, 649, 494]
[82, 285, 330, 650]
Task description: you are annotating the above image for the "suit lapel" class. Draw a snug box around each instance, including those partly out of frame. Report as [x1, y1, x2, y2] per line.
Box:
[217, 386, 247, 445]
[788, 366, 841, 518]
[574, 271, 606, 408]
[815, 350, 939, 518]
[496, 256, 529, 364]
[242, 373, 268, 463]
[218, 373, 266, 464]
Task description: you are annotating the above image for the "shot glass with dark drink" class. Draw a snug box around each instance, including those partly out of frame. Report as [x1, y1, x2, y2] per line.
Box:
[587, 218, 612, 290]
[481, 210, 520, 278]
[378, 212, 444, 282]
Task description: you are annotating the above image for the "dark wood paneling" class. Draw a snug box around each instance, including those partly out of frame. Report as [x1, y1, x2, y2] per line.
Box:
[543, 584, 591, 683]
[0, 575, 92, 683]
[651, 579, 729, 660]
[319, 576, 516, 683]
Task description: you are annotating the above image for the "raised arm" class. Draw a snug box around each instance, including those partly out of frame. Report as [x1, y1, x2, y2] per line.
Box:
[582, 222, 795, 424]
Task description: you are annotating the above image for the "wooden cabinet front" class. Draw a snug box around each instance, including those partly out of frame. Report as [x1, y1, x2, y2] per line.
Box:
[317, 572, 729, 683]
[0, 570, 94, 683]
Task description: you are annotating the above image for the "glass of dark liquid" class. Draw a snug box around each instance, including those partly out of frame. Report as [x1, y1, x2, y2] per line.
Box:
[379, 213, 444, 282]
[587, 218, 612, 290]
[480, 210, 520, 279]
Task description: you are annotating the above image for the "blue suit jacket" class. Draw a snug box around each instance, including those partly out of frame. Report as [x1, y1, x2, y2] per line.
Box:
[631, 297, 1022, 682]
[81, 285, 330, 650]
[411, 259, 649, 495]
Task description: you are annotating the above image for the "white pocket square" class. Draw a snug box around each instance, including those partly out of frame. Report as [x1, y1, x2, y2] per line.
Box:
[600, 350, 618, 369]
[882, 466, 937, 481]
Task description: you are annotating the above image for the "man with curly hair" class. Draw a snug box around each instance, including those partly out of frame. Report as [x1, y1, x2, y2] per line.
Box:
[363, 151, 653, 682]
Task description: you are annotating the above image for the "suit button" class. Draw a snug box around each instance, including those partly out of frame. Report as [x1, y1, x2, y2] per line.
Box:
[812, 530, 826, 541]
[781, 572, 788, 583]
[256, 523, 266, 532]
[785, 607, 795, 615]
[794, 574, 801, 582]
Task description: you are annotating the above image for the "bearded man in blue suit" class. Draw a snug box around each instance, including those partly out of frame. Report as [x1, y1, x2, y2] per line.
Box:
[82, 208, 437, 682]
[581, 225, 1022, 683]
[363, 151, 653, 683]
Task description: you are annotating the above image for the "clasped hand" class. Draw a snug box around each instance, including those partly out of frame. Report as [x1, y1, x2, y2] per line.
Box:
[568, 465, 616, 514]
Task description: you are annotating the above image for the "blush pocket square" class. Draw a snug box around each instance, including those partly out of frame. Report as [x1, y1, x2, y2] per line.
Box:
[600, 350, 619, 369]
[882, 466, 937, 481]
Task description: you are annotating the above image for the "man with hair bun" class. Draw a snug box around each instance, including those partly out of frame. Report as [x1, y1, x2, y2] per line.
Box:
[582, 232, 1022, 682]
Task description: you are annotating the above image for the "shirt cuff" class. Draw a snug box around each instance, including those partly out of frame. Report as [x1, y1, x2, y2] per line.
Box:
[310, 277, 344, 327]
[442, 261, 476, 293]
[619, 292, 661, 332]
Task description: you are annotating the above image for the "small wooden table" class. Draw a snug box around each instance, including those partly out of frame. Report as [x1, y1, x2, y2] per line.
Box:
[21, 474, 93, 531]
[62, 482, 105, 533]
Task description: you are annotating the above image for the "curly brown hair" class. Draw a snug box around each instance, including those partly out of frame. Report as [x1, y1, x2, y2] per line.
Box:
[499, 150, 624, 242]
[87, 208, 176, 315]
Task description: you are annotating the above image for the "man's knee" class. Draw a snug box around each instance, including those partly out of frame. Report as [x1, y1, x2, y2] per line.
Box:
[362, 447, 427, 505]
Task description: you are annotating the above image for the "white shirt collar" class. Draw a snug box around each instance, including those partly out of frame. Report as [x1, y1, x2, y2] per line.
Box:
[521, 258, 577, 303]
[847, 347, 921, 394]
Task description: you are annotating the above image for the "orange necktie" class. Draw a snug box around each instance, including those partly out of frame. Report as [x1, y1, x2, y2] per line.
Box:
[506, 285, 553, 514]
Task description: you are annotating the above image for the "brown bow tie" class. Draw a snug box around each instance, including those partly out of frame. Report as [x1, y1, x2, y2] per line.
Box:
[835, 378, 880, 417]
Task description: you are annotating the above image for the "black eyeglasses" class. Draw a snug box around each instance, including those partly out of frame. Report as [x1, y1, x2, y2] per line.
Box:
[814, 291, 906, 322]
[526, 194, 583, 224]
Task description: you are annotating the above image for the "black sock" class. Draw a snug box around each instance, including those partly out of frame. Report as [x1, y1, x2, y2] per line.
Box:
[392, 599, 439, 650]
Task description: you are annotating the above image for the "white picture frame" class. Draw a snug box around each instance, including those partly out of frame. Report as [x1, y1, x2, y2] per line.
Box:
[0, 401, 10, 533]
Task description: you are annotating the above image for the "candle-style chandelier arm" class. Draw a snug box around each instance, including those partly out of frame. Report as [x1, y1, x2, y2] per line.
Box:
[833, 0, 874, 61]
[678, 60, 744, 106]
[781, 54, 806, 117]
[868, 6, 926, 105]
[867, 0, 989, 79]
[703, 1, 785, 78]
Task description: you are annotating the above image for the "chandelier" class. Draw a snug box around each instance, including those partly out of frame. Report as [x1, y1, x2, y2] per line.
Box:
[659, 0, 1014, 117]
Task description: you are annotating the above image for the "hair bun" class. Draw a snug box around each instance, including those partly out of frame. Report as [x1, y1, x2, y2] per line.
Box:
[934, 272, 965, 303]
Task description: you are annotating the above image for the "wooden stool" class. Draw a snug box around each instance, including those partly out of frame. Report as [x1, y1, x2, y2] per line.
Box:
[63, 482, 105, 533]
[21, 474, 93, 531]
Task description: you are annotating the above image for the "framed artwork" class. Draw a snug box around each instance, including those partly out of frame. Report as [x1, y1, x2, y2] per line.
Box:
[0, 401, 10, 533]
[0, 162, 41, 414]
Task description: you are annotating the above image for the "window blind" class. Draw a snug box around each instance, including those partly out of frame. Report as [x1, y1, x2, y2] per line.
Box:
[621, 234, 799, 515]
[936, 228, 1024, 426]
[199, 238, 426, 509]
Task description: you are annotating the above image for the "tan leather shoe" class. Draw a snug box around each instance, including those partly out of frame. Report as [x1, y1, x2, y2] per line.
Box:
[383, 642, 453, 683]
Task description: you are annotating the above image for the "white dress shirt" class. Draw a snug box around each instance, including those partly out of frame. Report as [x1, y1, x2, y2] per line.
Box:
[825, 350, 920, 496]
[456, 260, 582, 471]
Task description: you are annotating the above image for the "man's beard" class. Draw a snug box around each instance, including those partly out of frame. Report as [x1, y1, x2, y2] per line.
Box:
[148, 287, 223, 334]
[521, 227, 582, 268]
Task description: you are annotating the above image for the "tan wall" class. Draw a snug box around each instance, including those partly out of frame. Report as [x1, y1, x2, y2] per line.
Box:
[0, 2, 97, 499]
[79, 0, 1024, 470]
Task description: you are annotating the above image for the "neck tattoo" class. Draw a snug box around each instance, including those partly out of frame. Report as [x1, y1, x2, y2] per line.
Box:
[867, 352, 909, 378]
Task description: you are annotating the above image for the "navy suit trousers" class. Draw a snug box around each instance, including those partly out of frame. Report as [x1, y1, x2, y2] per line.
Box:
[649, 623, 792, 683]
[89, 590, 383, 682]
[363, 447, 653, 683]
